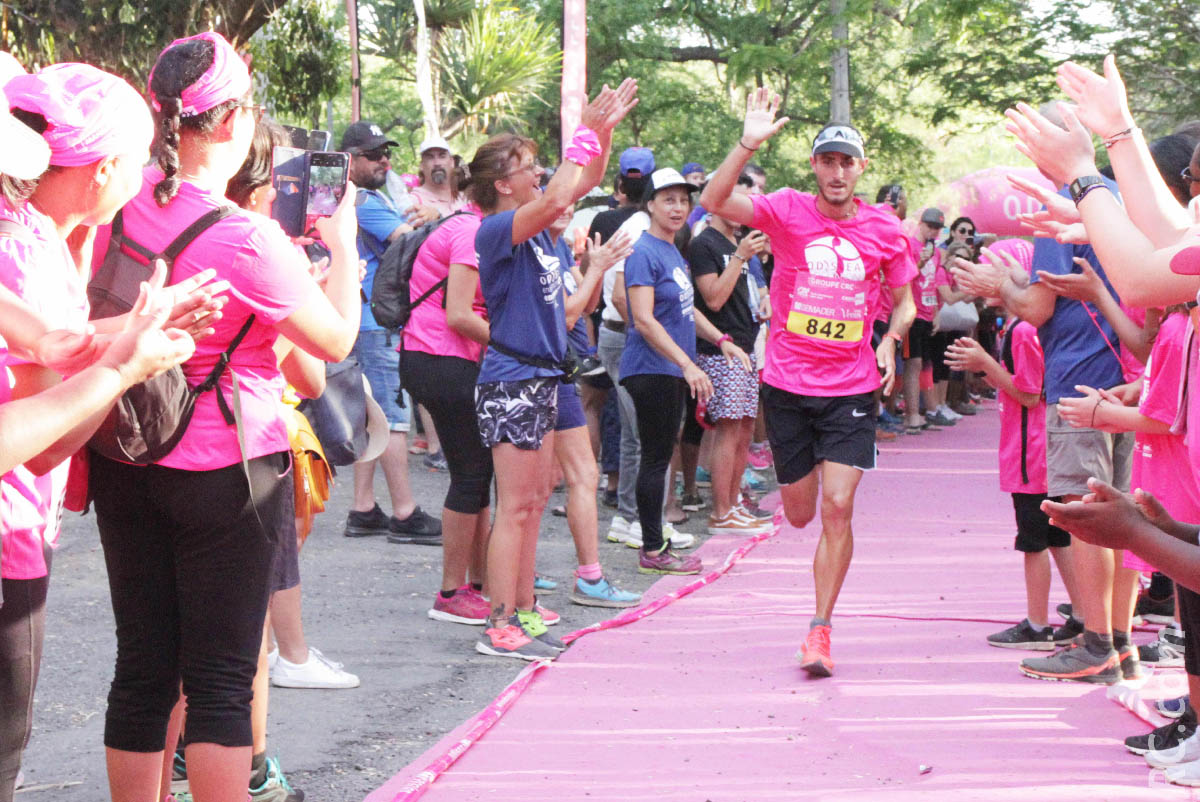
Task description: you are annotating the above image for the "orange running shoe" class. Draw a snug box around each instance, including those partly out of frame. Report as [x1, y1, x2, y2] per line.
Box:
[797, 624, 834, 677]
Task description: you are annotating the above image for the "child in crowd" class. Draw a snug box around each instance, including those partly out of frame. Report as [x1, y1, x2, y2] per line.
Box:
[945, 239, 1082, 651]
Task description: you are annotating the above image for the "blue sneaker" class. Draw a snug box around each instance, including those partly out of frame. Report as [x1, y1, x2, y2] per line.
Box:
[695, 466, 712, 488]
[878, 408, 901, 426]
[1159, 695, 1191, 719]
[570, 576, 641, 608]
[534, 574, 558, 591]
[742, 467, 766, 492]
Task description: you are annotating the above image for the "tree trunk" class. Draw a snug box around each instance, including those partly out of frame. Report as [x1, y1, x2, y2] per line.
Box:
[829, 0, 851, 124]
[561, 0, 587, 157]
[345, 0, 361, 122]
[414, 0, 440, 138]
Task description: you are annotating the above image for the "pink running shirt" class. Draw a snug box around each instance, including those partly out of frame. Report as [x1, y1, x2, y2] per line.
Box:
[910, 236, 941, 322]
[751, 191, 916, 397]
[997, 321, 1047, 494]
[1134, 313, 1200, 523]
[401, 206, 486, 362]
[0, 202, 88, 579]
[92, 167, 318, 471]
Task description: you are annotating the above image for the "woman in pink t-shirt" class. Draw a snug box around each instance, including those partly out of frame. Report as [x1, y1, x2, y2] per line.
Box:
[0, 63, 207, 802]
[399, 200, 496, 626]
[86, 33, 362, 802]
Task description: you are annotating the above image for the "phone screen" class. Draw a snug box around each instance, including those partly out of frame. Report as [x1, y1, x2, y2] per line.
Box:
[304, 151, 349, 232]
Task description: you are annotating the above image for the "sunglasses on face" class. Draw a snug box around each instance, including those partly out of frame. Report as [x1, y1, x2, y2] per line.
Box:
[956, 226, 975, 236]
[360, 148, 391, 162]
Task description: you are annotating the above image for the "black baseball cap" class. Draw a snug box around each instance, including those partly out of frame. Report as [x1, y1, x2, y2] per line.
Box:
[340, 121, 399, 154]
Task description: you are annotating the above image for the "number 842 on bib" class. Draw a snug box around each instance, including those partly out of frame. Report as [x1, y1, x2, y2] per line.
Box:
[786, 311, 864, 342]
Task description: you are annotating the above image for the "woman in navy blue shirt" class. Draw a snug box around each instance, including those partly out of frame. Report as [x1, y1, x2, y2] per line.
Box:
[469, 81, 638, 660]
[621, 168, 752, 575]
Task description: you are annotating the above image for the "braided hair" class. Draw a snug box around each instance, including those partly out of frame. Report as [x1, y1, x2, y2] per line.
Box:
[149, 38, 240, 207]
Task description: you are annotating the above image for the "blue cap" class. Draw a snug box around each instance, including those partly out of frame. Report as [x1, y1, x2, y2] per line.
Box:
[618, 146, 655, 176]
[681, 162, 705, 177]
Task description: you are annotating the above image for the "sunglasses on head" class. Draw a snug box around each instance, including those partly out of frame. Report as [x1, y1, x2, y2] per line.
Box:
[360, 147, 391, 162]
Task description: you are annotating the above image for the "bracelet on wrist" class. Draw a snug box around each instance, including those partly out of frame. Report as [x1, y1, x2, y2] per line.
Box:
[716, 333, 733, 347]
[1069, 174, 1107, 206]
[738, 138, 759, 153]
[1090, 397, 1103, 428]
[1102, 126, 1138, 149]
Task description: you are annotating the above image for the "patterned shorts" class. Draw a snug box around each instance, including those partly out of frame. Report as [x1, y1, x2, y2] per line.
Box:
[475, 377, 559, 450]
[697, 352, 759, 421]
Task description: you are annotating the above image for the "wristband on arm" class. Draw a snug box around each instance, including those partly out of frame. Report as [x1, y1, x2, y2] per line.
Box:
[564, 126, 602, 167]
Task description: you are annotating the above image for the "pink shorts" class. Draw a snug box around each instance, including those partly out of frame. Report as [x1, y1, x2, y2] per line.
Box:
[1122, 549, 1155, 574]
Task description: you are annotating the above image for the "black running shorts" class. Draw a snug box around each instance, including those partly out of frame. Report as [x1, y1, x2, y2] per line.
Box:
[1011, 492, 1070, 553]
[761, 384, 876, 485]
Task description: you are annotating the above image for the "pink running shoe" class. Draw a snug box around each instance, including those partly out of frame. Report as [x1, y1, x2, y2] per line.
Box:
[535, 602, 560, 626]
[797, 625, 834, 677]
[428, 585, 490, 625]
[638, 546, 702, 575]
[747, 442, 773, 470]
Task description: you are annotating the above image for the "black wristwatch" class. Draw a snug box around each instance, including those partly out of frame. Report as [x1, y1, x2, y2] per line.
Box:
[1068, 174, 1106, 205]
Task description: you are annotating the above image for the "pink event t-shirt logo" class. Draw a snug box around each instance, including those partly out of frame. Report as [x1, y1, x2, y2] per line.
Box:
[805, 236, 865, 281]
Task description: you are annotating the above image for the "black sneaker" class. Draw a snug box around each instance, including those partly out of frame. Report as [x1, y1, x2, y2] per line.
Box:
[386, 506, 443, 544]
[1052, 615, 1084, 645]
[601, 489, 618, 509]
[1136, 592, 1176, 625]
[1126, 710, 1197, 755]
[344, 503, 390, 537]
[987, 620, 1055, 650]
[1119, 644, 1144, 680]
[1056, 602, 1073, 621]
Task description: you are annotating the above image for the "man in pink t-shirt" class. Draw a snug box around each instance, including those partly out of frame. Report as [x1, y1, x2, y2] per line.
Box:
[700, 89, 917, 678]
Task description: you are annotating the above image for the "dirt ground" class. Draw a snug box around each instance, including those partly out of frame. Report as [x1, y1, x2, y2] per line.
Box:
[18, 456, 745, 801]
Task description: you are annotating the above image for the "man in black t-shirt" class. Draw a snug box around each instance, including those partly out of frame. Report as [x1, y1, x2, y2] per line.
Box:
[686, 174, 771, 536]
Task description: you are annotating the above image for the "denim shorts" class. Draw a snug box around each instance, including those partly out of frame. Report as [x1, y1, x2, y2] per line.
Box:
[352, 328, 410, 432]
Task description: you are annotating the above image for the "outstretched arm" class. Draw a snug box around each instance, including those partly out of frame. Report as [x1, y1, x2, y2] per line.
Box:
[700, 88, 789, 227]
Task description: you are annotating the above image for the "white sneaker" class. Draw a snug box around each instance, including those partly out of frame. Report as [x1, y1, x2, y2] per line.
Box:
[1165, 758, 1200, 786]
[624, 520, 643, 548]
[939, 404, 962, 421]
[1148, 730, 1200, 768]
[606, 515, 633, 544]
[270, 646, 360, 689]
[267, 647, 279, 672]
[621, 521, 695, 550]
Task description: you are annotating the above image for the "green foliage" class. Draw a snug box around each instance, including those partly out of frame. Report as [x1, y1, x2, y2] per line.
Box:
[436, 4, 560, 137]
[251, 0, 348, 127]
[1, 0, 287, 84]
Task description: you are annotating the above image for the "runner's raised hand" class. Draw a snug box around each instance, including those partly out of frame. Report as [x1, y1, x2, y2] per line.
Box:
[742, 87, 789, 149]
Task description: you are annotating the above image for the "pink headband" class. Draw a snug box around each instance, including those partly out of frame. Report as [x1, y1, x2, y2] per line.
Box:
[4, 63, 152, 168]
[149, 32, 250, 118]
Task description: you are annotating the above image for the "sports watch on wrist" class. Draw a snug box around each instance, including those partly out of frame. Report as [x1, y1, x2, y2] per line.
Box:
[1068, 175, 1106, 206]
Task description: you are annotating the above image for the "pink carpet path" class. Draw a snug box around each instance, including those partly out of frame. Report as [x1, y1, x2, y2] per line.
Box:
[368, 404, 1195, 801]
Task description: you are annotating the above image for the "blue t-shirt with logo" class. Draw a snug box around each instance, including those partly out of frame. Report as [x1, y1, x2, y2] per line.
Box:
[476, 210, 568, 383]
[620, 232, 696, 380]
[1028, 179, 1125, 404]
[553, 238, 593, 357]
[355, 188, 406, 332]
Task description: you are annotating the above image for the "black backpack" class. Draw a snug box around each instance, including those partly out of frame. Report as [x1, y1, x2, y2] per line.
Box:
[365, 208, 470, 331]
[85, 206, 255, 465]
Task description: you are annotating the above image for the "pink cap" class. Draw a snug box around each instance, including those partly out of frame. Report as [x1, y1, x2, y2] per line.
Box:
[4, 63, 152, 168]
[986, 238, 1033, 277]
[149, 32, 250, 117]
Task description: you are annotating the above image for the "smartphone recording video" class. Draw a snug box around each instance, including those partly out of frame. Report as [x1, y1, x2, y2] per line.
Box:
[303, 151, 349, 233]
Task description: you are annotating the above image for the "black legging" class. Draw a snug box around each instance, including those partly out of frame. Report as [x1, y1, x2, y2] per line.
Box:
[91, 451, 287, 752]
[401, 349, 493, 514]
[0, 553, 49, 802]
[623, 373, 686, 552]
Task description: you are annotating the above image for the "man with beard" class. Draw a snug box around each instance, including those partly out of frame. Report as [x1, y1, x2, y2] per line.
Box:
[338, 121, 443, 544]
[701, 90, 917, 678]
[410, 135, 467, 217]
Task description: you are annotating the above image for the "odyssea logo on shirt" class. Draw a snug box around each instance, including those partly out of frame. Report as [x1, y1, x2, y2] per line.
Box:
[805, 236, 865, 281]
[672, 265, 695, 318]
[531, 243, 564, 305]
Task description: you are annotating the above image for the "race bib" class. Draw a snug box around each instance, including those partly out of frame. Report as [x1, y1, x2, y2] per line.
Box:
[786, 235, 869, 343]
[921, 291, 936, 307]
[786, 312, 864, 342]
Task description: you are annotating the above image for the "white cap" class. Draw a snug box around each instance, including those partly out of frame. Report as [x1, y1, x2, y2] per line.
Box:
[644, 167, 700, 200]
[0, 106, 49, 181]
[418, 135, 451, 155]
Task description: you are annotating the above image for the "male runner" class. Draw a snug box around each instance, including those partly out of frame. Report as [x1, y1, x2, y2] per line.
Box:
[701, 88, 917, 677]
